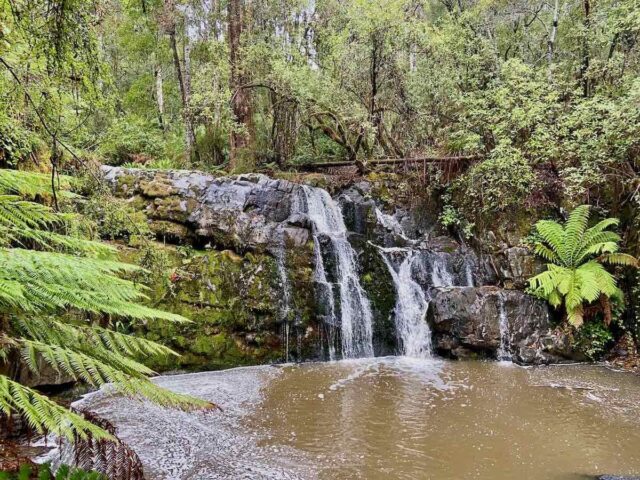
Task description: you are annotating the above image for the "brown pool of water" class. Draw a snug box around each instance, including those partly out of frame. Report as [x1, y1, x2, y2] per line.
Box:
[73, 358, 640, 480]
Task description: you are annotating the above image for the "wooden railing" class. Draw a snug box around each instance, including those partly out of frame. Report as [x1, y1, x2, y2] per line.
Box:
[295, 155, 482, 173]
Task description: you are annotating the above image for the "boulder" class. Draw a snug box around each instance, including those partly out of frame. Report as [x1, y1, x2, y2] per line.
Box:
[427, 286, 576, 364]
[101, 166, 310, 251]
[492, 246, 544, 289]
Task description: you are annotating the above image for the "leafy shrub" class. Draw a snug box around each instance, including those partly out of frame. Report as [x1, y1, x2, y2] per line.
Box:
[98, 115, 164, 165]
[575, 320, 614, 360]
[439, 193, 474, 239]
[0, 112, 40, 167]
[451, 142, 537, 215]
[83, 195, 151, 242]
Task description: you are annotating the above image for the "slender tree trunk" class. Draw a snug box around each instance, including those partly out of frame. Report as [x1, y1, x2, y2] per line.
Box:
[580, 0, 591, 97]
[154, 61, 166, 132]
[546, 0, 559, 80]
[164, 0, 197, 160]
[182, 25, 197, 159]
[228, 0, 253, 170]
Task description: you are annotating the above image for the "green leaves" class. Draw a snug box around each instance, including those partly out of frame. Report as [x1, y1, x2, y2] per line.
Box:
[0, 375, 112, 441]
[528, 205, 638, 326]
[0, 169, 210, 441]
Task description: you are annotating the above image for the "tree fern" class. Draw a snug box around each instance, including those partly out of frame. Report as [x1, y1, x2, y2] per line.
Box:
[0, 169, 211, 441]
[528, 205, 638, 326]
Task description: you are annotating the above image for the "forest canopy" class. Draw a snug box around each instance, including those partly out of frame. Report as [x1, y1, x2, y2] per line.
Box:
[1, 0, 638, 176]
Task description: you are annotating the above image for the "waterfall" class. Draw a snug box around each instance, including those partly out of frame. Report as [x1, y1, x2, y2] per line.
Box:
[375, 208, 409, 240]
[274, 246, 293, 362]
[431, 256, 455, 287]
[464, 259, 475, 287]
[380, 249, 432, 358]
[497, 293, 512, 361]
[300, 186, 374, 359]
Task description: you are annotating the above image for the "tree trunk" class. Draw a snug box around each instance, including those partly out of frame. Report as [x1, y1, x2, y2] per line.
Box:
[182, 24, 198, 160]
[228, 0, 253, 171]
[546, 0, 559, 80]
[154, 61, 166, 132]
[164, 0, 197, 160]
[580, 0, 591, 97]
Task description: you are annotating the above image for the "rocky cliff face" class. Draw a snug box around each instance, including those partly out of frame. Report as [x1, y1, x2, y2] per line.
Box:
[100, 166, 574, 366]
[102, 166, 310, 251]
[427, 286, 575, 363]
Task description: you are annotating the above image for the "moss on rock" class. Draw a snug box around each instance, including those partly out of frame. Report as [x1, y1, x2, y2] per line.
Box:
[122, 241, 316, 371]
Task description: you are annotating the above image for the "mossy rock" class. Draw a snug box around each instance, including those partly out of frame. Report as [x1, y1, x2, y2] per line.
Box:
[122, 241, 317, 371]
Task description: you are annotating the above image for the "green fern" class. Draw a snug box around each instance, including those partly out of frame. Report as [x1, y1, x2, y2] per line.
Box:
[0, 169, 211, 441]
[528, 205, 639, 326]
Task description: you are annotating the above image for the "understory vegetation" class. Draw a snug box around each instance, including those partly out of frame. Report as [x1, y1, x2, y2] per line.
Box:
[0, 169, 210, 441]
[0, 0, 639, 463]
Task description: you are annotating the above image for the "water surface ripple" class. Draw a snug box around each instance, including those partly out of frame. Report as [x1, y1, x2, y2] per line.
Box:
[77, 359, 640, 480]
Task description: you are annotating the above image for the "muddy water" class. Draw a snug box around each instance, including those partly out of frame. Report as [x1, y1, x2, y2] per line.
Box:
[77, 359, 640, 480]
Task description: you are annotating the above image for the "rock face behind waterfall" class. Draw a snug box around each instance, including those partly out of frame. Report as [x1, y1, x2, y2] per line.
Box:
[427, 286, 576, 363]
[101, 166, 310, 250]
[100, 166, 577, 366]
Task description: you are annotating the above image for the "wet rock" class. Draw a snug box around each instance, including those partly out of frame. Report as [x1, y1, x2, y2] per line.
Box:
[102, 166, 310, 251]
[427, 286, 576, 364]
[338, 186, 376, 235]
[491, 246, 544, 289]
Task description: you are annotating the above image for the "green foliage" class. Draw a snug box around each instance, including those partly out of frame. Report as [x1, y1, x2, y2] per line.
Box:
[438, 193, 474, 239]
[0, 169, 210, 441]
[83, 195, 151, 243]
[451, 143, 537, 214]
[0, 112, 39, 167]
[528, 205, 639, 326]
[575, 320, 615, 360]
[98, 115, 165, 165]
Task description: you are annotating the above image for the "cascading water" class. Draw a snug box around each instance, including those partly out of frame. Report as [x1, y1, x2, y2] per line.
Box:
[274, 246, 293, 362]
[497, 293, 512, 361]
[431, 256, 455, 287]
[379, 249, 432, 358]
[299, 186, 374, 359]
[375, 208, 408, 241]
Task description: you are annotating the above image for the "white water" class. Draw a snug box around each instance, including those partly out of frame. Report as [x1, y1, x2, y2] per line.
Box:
[300, 186, 374, 358]
[497, 294, 512, 361]
[374, 208, 409, 240]
[380, 250, 432, 358]
[274, 246, 293, 361]
[431, 256, 455, 287]
[464, 260, 475, 287]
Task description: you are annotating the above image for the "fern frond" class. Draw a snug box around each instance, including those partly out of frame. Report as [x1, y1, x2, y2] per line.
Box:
[534, 220, 566, 262]
[0, 375, 113, 441]
[599, 253, 640, 267]
[529, 205, 638, 329]
[534, 243, 560, 263]
[0, 170, 75, 199]
[564, 205, 590, 265]
[0, 195, 115, 256]
[0, 248, 189, 322]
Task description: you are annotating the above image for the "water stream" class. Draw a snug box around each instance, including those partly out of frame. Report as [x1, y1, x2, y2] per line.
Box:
[274, 245, 293, 362]
[299, 186, 374, 359]
[379, 249, 432, 358]
[497, 293, 512, 361]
